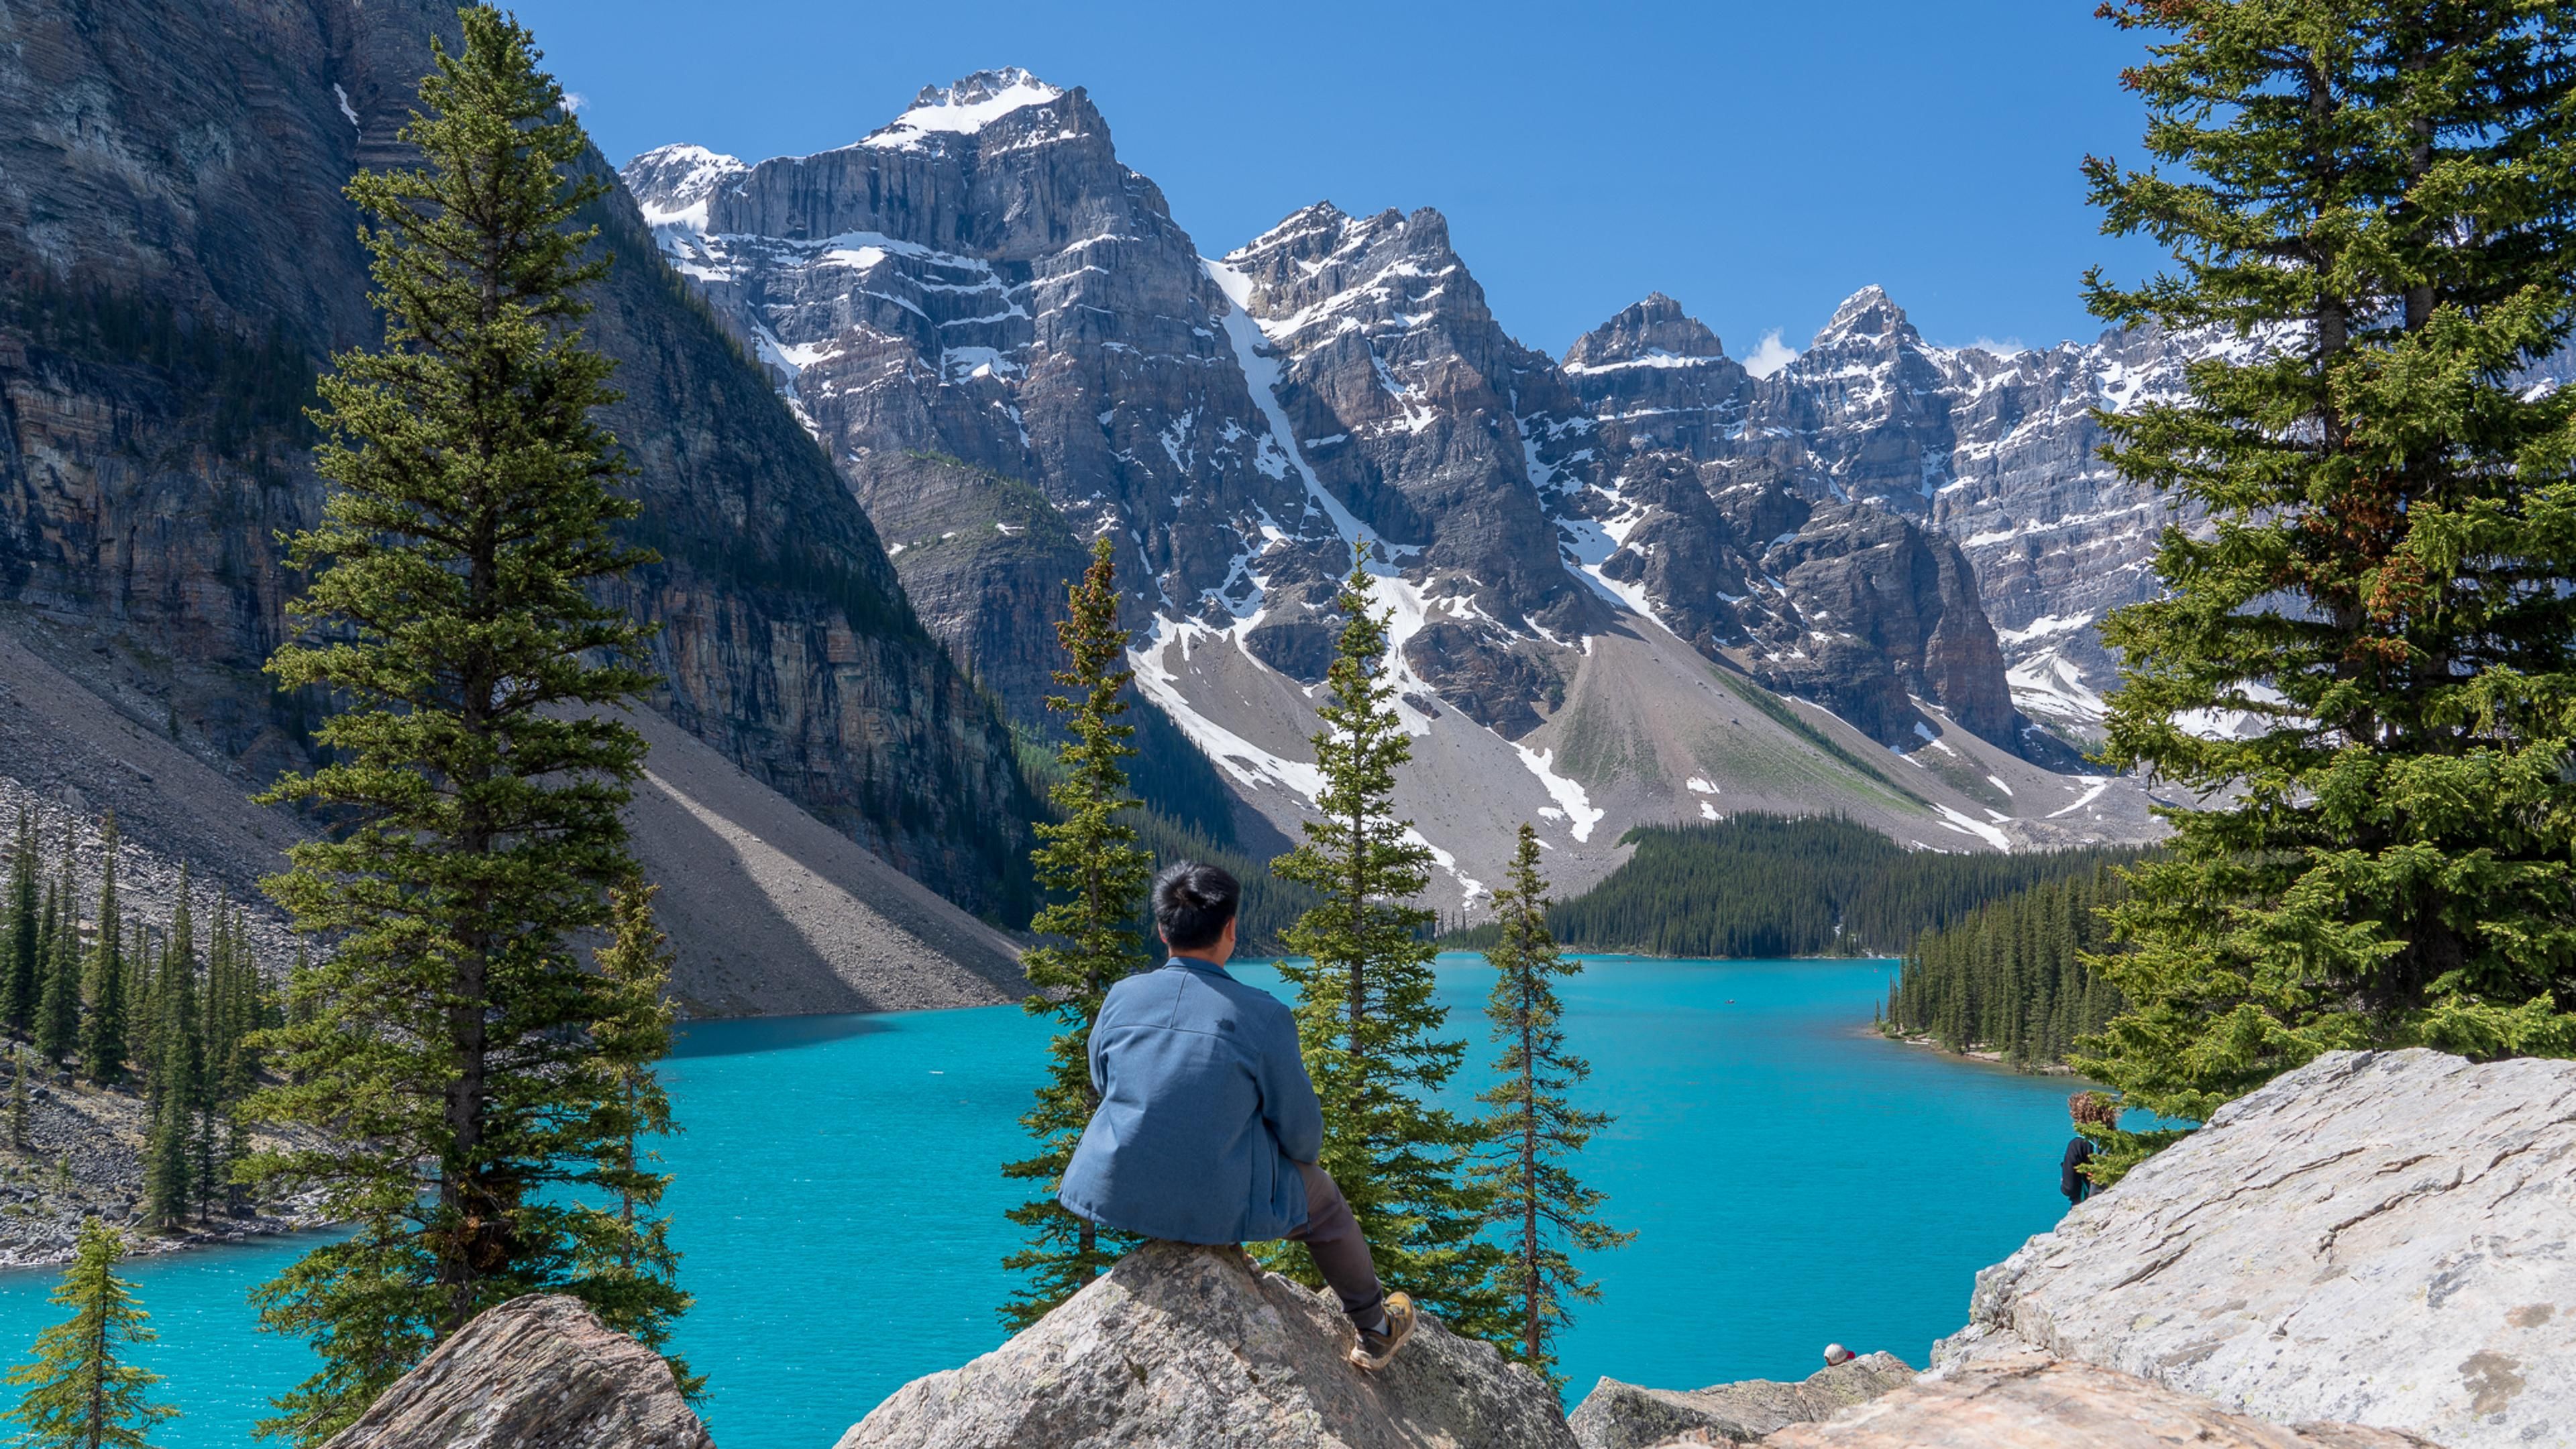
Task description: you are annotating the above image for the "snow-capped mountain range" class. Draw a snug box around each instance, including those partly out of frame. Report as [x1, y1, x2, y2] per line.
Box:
[624, 68, 2194, 906]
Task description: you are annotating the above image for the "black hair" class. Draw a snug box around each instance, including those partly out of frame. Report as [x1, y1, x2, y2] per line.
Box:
[1152, 861, 1240, 952]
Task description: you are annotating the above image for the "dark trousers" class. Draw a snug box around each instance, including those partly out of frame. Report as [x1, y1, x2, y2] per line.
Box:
[1284, 1161, 1385, 1325]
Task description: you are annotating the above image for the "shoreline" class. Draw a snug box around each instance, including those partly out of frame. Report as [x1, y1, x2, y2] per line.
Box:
[0, 1071, 333, 1273]
[1870, 1025, 2087, 1080]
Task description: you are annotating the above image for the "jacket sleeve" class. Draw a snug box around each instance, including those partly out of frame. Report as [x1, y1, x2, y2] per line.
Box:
[1258, 1011, 1324, 1165]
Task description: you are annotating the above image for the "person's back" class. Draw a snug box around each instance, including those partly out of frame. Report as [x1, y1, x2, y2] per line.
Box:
[1056, 861, 1416, 1371]
[1059, 957, 1317, 1245]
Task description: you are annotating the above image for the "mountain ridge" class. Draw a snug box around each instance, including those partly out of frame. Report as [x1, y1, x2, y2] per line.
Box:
[625, 69, 2173, 908]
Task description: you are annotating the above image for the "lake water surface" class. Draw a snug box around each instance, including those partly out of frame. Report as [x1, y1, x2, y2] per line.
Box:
[0, 955, 2085, 1447]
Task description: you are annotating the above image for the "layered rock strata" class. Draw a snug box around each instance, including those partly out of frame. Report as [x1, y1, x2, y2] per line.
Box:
[321, 1294, 712, 1449]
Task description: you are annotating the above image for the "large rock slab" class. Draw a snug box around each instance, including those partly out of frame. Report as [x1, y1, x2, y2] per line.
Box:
[1569, 1353, 1916, 1448]
[1957, 1049, 2575, 1449]
[323, 1295, 710, 1449]
[837, 1240, 1576, 1449]
[1762, 1350, 2445, 1449]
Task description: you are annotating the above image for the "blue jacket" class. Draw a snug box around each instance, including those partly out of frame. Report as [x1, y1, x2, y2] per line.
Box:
[1058, 958, 1322, 1244]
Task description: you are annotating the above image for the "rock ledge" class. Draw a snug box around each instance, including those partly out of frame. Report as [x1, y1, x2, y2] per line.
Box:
[837, 1240, 1576, 1449]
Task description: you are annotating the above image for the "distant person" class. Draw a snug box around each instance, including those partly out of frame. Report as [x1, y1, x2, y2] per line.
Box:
[2061, 1091, 2114, 1205]
[1059, 861, 1417, 1371]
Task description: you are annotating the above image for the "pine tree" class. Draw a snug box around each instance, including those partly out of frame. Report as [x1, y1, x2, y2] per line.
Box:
[141, 959, 199, 1234]
[36, 866, 77, 1068]
[1271, 543, 1500, 1334]
[2, 1219, 176, 1448]
[572, 879, 694, 1391]
[3, 810, 37, 1036]
[1000, 537, 1151, 1330]
[80, 816, 125, 1087]
[241, 13, 670, 1439]
[121, 924, 152, 1086]
[2074, 1, 2576, 1179]
[1472, 824, 1631, 1384]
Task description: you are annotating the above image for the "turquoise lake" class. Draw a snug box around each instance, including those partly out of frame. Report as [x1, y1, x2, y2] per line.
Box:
[0, 955, 2090, 1446]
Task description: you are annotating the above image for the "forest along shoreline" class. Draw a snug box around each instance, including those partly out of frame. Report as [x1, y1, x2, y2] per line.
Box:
[1442, 815, 2144, 1079]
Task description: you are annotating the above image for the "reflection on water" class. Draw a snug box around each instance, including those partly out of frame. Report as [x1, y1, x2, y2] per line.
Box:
[670, 1011, 890, 1058]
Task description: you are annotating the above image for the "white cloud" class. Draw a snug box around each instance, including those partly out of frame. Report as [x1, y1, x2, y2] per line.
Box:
[1742, 328, 1800, 378]
[1957, 335, 2027, 356]
[562, 91, 589, 114]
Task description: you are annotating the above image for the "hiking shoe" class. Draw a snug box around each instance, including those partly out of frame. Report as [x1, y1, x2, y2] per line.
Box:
[1348, 1293, 1415, 1372]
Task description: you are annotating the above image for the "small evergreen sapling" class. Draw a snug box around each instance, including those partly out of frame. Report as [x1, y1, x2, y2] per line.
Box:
[1472, 824, 1629, 1383]
[1271, 543, 1502, 1337]
[1002, 537, 1150, 1330]
[572, 878, 695, 1393]
[3, 1218, 176, 1448]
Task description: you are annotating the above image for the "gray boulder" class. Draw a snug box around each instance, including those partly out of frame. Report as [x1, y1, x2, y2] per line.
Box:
[1764, 1347, 2444, 1449]
[323, 1295, 710, 1449]
[1568, 1352, 1915, 1448]
[837, 1240, 1576, 1449]
[1953, 1049, 2575, 1449]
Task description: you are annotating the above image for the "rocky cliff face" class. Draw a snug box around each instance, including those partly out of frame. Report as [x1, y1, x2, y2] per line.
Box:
[1949, 1048, 2575, 1449]
[627, 71, 1320, 724]
[0, 0, 1034, 919]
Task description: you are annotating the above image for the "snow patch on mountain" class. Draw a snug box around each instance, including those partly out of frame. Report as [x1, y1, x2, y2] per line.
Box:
[860, 68, 1064, 151]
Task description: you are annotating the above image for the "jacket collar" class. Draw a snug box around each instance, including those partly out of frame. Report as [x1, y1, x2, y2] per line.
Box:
[1165, 955, 1236, 981]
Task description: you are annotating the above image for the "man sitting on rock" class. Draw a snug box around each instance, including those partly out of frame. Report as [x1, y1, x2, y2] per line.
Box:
[1059, 860, 1416, 1371]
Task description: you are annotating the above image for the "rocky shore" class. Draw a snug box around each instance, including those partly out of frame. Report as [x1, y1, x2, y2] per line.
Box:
[323, 1046, 2570, 1448]
[0, 1065, 326, 1270]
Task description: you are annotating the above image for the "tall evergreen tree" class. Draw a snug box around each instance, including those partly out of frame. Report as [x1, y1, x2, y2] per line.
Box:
[141, 959, 199, 1233]
[80, 816, 125, 1087]
[1472, 824, 1630, 1383]
[3, 810, 36, 1036]
[121, 924, 152, 1085]
[1000, 537, 1152, 1330]
[1272, 543, 1500, 1335]
[2075, 0, 2576, 1179]
[3, 1219, 176, 1449]
[36, 869, 77, 1068]
[573, 879, 693, 1390]
[241, 12, 669, 1439]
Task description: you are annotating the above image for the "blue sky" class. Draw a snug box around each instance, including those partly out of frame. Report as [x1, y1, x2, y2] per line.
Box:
[516, 0, 2169, 362]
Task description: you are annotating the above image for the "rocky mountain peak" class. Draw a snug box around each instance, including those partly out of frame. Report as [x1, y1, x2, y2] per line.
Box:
[865, 67, 1066, 150]
[1564, 292, 1727, 372]
[621, 143, 747, 232]
[1809, 284, 1922, 353]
